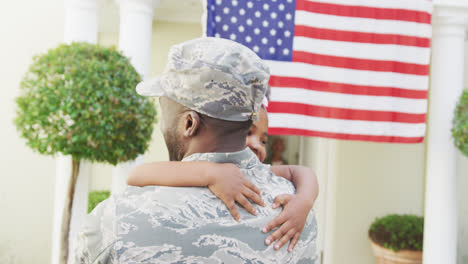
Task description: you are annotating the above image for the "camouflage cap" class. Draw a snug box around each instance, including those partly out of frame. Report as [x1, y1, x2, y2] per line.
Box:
[136, 37, 270, 121]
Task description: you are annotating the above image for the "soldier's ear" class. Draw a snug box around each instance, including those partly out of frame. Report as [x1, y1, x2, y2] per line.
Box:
[182, 111, 200, 137]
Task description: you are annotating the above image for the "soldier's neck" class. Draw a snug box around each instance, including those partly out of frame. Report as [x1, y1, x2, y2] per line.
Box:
[183, 135, 246, 158]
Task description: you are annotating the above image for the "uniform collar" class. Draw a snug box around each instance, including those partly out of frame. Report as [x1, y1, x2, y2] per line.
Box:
[182, 147, 260, 169]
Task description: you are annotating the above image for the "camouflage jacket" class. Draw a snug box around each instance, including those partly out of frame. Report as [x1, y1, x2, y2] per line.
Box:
[71, 148, 317, 264]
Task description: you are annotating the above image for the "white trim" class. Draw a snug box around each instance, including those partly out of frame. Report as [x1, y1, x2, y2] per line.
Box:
[201, 0, 208, 36]
[322, 139, 337, 264]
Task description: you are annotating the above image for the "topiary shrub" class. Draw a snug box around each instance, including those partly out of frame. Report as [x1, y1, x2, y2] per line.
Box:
[452, 89, 468, 156]
[369, 214, 424, 252]
[88, 190, 111, 213]
[14, 42, 157, 264]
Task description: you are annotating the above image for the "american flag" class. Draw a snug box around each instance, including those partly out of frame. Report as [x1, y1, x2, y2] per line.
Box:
[205, 0, 432, 143]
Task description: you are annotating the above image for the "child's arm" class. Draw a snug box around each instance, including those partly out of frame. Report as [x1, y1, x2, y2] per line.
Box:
[270, 165, 319, 205]
[262, 165, 319, 252]
[128, 161, 265, 221]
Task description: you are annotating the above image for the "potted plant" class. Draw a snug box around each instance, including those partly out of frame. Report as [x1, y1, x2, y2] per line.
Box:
[452, 89, 468, 157]
[14, 42, 157, 264]
[368, 214, 424, 264]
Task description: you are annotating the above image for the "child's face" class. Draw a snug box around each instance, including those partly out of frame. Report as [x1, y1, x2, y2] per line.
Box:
[246, 107, 268, 162]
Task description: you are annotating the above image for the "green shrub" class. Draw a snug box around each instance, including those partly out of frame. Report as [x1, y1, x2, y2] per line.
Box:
[15, 42, 157, 165]
[88, 190, 111, 213]
[369, 214, 424, 252]
[452, 90, 468, 156]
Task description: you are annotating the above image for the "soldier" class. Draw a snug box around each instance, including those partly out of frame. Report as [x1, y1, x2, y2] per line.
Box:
[71, 37, 317, 264]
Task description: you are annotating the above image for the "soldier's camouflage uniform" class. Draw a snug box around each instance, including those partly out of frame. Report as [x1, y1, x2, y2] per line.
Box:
[72, 148, 318, 264]
[71, 37, 318, 263]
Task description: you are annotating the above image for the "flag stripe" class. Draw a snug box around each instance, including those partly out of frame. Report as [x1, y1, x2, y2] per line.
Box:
[296, 0, 431, 24]
[269, 76, 428, 99]
[268, 113, 426, 137]
[268, 127, 424, 143]
[295, 11, 432, 38]
[295, 26, 431, 48]
[267, 60, 428, 91]
[270, 87, 427, 114]
[293, 51, 429, 75]
[268, 102, 426, 123]
[293, 36, 430, 65]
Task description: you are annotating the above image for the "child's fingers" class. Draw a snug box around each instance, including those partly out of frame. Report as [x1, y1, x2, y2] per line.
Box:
[274, 229, 297, 250]
[272, 194, 293, 208]
[262, 212, 286, 233]
[236, 195, 257, 216]
[265, 221, 290, 246]
[226, 200, 241, 221]
[244, 179, 262, 196]
[242, 187, 265, 207]
[288, 233, 301, 252]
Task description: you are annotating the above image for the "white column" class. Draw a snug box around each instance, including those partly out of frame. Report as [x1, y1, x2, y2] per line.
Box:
[112, 0, 158, 194]
[423, 4, 468, 264]
[64, 0, 98, 44]
[117, 0, 158, 79]
[51, 1, 98, 264]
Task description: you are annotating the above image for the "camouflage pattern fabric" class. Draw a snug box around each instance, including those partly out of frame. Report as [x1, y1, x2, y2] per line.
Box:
[136, 37, 269, 122]
[71, 148, 317, 264]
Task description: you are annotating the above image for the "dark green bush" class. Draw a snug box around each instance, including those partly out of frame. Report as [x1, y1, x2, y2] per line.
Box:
[15, 42, 157, 165]
[88, 190, 111, 213]
[369, 214, 424, 252]
[452, 90, 468, 157]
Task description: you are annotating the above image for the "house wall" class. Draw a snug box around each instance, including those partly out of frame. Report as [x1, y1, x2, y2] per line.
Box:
[300, 139, 426, 264]
[332, 141, 425, 264]
[0, 0, 64, 263]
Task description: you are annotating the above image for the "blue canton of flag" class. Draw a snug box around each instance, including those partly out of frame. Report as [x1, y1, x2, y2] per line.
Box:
[206, 0, 296, 61]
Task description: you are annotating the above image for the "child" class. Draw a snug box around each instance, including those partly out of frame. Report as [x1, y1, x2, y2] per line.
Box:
[128, 99, 319, 252]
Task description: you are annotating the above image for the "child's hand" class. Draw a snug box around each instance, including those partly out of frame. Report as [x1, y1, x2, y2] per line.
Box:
[262, 194, 312, 252]
[208, 163, 265, 221]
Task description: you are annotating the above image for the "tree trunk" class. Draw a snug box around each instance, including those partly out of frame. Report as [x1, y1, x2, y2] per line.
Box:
[60, 159, 80, 264]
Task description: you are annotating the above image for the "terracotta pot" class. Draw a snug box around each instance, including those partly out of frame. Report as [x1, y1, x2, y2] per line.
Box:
[370, 240, 422, 264]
